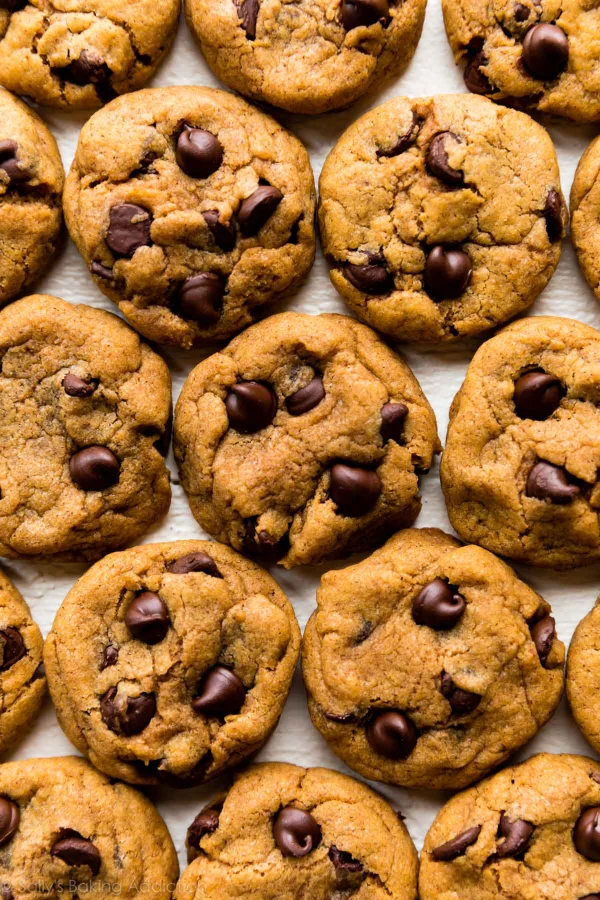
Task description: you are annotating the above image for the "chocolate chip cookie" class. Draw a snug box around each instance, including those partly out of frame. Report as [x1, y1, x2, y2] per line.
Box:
[63, 86, 316, 349]
[184, 0, 426, 115]
[571, 137, 600, 304]
[174, 762, 418, 899]
[441, 315, 600, 569]
[0, 87, 63, 307]
[420, 753, 600, 899]
[318, 93, 566, 344]
[567, 599, 600, 756]
[0, 566, 45, 754]
[0, 755, 178, 900]
[45, 541, 300, 787]
[442, 0, 600, 123]
[174, 312, 440, 568]
[303, 527, 564, 790]
[0, 1, 180, 110]
[0, 294, 171, 560]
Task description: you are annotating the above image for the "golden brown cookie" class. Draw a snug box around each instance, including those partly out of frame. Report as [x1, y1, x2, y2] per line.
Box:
[571, 136, 600, 303]
[567, 598, 600, 756]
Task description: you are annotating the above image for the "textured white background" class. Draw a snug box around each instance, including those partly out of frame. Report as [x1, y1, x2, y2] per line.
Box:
[7, 0, 600, 872]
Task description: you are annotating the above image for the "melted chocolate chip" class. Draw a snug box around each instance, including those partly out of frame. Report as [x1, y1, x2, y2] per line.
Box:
[242, 521, 289, 560]
[526, 461, 580, 504]
[167, 552, 222, 577]
[529, 615, 556, 666]
[100, 644, 119, 670]
[341, 0, 389, 29]
[59, 50, 111, 94]
[202, 210, 236, 251]
[345, 261, 393, 294]
[0, 140, 27, 184]
[187, 808, 220, 852]
[0, 799, 18, 848]
[69, 446, 120, 491]
[51, 830, 101, 875]
[125, 592, 170, 645]
[427, 133, 464, 186]
[464, 51, 493, 94]
[574, 807, 600, 860]
[233, 0, 259, 38]
[366, 710, 418, 759]
[192, 666, 245, 718]
[412, 578, 466, 630]
[329, 846, 363, 873]
[330, 463, 382, 517]
[0, 628, 24, 672]
[522, 23, 569, 80]
[376, 115, 419, 158]
[106, 204, 152, 258]
[178, 273, 225, 325]
[286, 377, 325, 416]
[176, 127, 223, 179]
[380, 402, 408, 444]
[513, 370, 563, 419]
[238, 186, 283, 236]
[424, 246, 472, 300]
[496, 814, 534, 859]
[90, 261, 114, 280]
[226, 382, 277, 433]
[273, 808, 321, 857]
[431, 825, 481, 861]
[543, 189, 564, 242]
[514, 2, 530, 20]
[441, 673, 481, 715]
[62, 374, 96, 398]
[100, 687, 156, 736]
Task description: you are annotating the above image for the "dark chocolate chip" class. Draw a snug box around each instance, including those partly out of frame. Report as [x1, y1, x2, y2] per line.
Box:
[431, 825, 481, 861]
[366, 709, 418, 759]
[62, 374, 96, 398]
[543, 189, 564, 242]
[286, 377, 325, 416]
[178, 273, 225, 325]
[329, 846, 363, 873]
[580, 896, 600, 900]
[192, 666, 245, 718]
[242, 521, 289, 560]
[51, 830, 101, 875]
[33, 662, 45, 680]
[514, 370, 563, 419]
[441, 673, 481, 716]
[139, 150, 159, 172]
[238, 186, 283, 236]
[464, 52, 493, 94]
[522, 24, 569, 80]
[59, 50, 111, 90]
[273, 808, 321, 858]
[424, 246, 473, 300]
[330, 463, 382, 517]
[324, 710, 357, 723]
[427, 133, 464, 186]
[226, 382, 277, 433]
[202, 210, 236, 251]
[574, 807, 600, 860]
[329, 845, 364, 888]
[345, 261, 393, 295]
[496, 814, 534, 859]
[530, 615, 555, 666]
[0, 628, 24, 672]
[187, 808, 220, 852]
[376, 114, 419, 158]
[514, 2, 530, 20]
[106, 204, 152, 258]
[0, 799, 18, 848]
[90, 261, 114, 280]
[167, 552, 222, 577]
[341, 0, 389, 29]
[412, 578, 466, 630]
[0, 140, 27, 184]
[125, 592, 170, 645]
[233, 0, 259, 38]
[100, 644, 119, 670]
[381, 402, 408, 444]
[0, 885, 12, 900]
[526, 461, 580, 504]
[176, 127, 223, 179]
[69, 446, 120, 491]
[100, 687, 156, 736]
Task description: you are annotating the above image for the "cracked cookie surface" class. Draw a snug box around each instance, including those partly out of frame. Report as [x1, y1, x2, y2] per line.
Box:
[442, 0, 600, 123]
[318, 93, 566, 344]
[0, 294, 171, 560]
[441, 315, 600, 569]
[173, 312, 440, 569]
[302, 527, 564, 790]
[63, 86, 316, 349]
[571, 136, 600, 304]
[0, 755, 178, 900]
[567, 598, 600, 756]
[0, 87, 63, 306]
[45, 541, 300, 787]
[174, 761, 418, 899]
[184, 0, 426, 115]
[0, 1, 180, 110]
[420, 752, 600, 899]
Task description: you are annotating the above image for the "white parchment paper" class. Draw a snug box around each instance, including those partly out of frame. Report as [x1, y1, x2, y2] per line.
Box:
[7, 0, 600, 871]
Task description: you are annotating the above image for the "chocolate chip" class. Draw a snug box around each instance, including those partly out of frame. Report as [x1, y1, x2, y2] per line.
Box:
[464, 52, 493, 94]
[329, 846, 364, 888]
[0, 885, 13, 900]
[69, 446, 120, 491]
[154, 754, 213, 789]
[0, 799, 18, 848]
[496, 814, 534, 859]
[324, 710, 357, 723]
[233, 0, 259, 38]
[329, 846, 363, 873]
[341, 0, 389, 29]
[366, 709, 418, 759]
[441, 673, 481, 716]
[0, 628, 25, 672]
[100, 644, 119, 670]
[176, 127, 223, 179]
[514, 2, 530, 20]
[580, 896, 600, 900]
[412, 578, 466, 630]
[202, 210, 236, 251]
[526, 461, 580, 504]
[0, 1, 27, 10]
[100, 687, 156, 736]
[226, 382, 277, 433]
[62, 374, 96, 398]
[0, 140, 27, 184]
[187, 808, 220, 852]
[167, 552, 222, 577]
[178, 273, 225, 325]
[33, 662, 45, 680]
[238, 186, 283, 236]
[543, 189, 564, 242]
[574, 807, 600, 860]
[424, 246, 473, 300]
[192, 666, 245, 718]
[431, 825, 481, 861]
[59, 50, 111, 91]
[345, 261, 393, 295]
[286, 377, 325, 416]
[381, 402, 408, 444]
[330, 463, 382, 517]
[273, 808, 321, 857]
[427, 133, 464, 186]
[530, 615, 555, 666]
[138, 150, 159, 172]
[106, 204, 152, 258]
[514, 370, 563, 419]
[522, 24, 569, 80]
[90, 261, 114, 280]
[51, 830, 101, 875]
[125, 592, 170, 645]
[376, 114, 419, 158]
[242, 521, 289, 560]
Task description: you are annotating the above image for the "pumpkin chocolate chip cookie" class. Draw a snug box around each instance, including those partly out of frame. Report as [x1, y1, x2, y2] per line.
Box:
[0, 294, 171, 561]
[420, 753, 600, 899]
[64, 86, 316, 349]
[571, 137, 600, 304]
[441, 315, 600, 569]
[174, 762, 418, 899]
[302, 528, 564, 790]
[44, 541, 300, 787]
[318, 93, 566, 344]
[173, 312, 440, 568]
[184, 0, 426, 114]
[567, 599, 600, 756]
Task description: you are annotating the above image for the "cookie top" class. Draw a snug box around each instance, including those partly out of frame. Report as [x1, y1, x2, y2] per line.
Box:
[45, 541, 300, 787]
[174, 312, 440, 569]
[441, 315, 600, 569]
[184, 0, 426, 115]
[442, 0, 600, 123]
[0, 1, 180, 110]
[0, 295, 171, 560]
[0, 87, 63, 307]
[420, 753, 600, 899]
[175, 762, 418, 900]
[318, 93, 566, 344]
[567, 598, 600, 756]
[0, 755, 178, 900]
[303, 527, 564, 790]
[64, 86, 316, 349]
[571, 136, 600, 304]
[0, 566, 45, 754]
